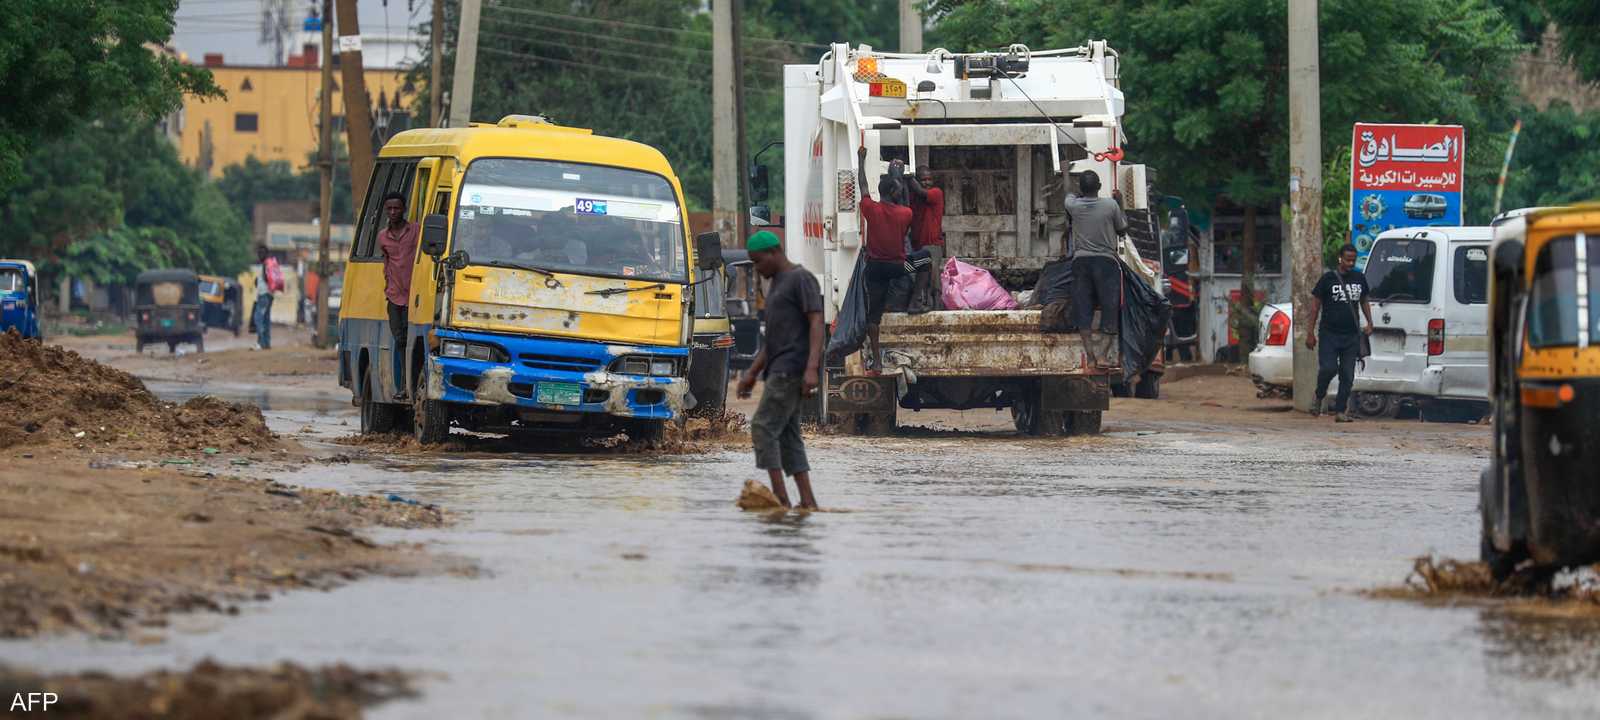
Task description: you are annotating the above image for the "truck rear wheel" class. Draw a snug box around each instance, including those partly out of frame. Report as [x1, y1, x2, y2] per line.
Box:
[1068, 410, 1102, 435]
[1012, 394, 1071, 436]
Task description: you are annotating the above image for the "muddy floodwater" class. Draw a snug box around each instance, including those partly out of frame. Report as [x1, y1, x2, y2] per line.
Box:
[10, 379, 1600, 718]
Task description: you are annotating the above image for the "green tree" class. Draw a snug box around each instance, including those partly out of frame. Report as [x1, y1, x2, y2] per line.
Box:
[1545, 0, 1600, 83]
[0, 0, 221, 192]
[217, 157, 306, 224]
[1498, 101, 1600, 209]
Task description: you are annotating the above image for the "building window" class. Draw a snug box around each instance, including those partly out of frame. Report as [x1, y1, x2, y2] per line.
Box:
[240, 77, 253, 92]
[235, 113, 259, 132]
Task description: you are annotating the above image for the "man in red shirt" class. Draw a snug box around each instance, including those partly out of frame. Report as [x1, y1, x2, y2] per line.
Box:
[378, 191, 419, 399]
[856, 145, 915, 372]
[905, 165, 945, 312]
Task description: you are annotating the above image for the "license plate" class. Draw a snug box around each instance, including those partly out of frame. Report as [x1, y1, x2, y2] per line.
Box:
[160, 318, 174, 328]
[535, 382, 583, 406]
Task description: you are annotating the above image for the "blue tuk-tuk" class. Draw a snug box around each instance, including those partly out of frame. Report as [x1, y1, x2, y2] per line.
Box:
[0, 259, 41, 339]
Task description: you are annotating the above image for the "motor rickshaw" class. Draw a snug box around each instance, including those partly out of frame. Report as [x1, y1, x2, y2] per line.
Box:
[134, 269, 205, 353]
[198, 274, 243, 336]
[0, 259, 41, 339]
[1481, 204, 1600, 580]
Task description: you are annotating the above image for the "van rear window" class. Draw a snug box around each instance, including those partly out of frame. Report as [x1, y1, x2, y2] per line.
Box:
[1365, 237, 1436, 303]
[1453, 246, 1488, 304]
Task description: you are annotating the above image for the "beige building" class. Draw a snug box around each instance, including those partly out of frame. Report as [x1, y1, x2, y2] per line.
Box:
[179, 47, 413, 176]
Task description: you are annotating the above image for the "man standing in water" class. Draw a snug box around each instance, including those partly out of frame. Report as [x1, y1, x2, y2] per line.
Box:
[736, 231, 824, 509]
[1306, 243, 1374, 422]
[378, 191, 418, 400]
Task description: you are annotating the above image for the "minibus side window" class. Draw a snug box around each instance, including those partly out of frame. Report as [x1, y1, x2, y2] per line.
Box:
[352, 164, 396, 259]
[1526, 236, 1576, 348]
[1453, 246, 1488, 305]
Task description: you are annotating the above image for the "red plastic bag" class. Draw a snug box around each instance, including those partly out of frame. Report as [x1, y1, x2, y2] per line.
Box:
[264, 256, 285, 293]
[941, 257, 1018, 310]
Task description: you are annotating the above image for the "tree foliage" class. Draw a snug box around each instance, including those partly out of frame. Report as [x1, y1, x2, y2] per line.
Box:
[1499, 101, 1600, 210]
[0, 114, 252, 285]
[0, 0, 221, 192]
[1544, 0, 1600, 84]
[928, 0, 1524, 224]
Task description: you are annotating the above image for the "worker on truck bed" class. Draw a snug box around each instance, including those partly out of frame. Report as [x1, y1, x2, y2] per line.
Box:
[1064, 170, 1127, 370]
[904, 165, 945, 312]
[855, 145, 923, 371]
[736, 231, 824, 509]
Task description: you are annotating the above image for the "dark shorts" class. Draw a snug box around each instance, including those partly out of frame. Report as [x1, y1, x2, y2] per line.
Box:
[865, 260, 909, 324]
[387, 302, 407, 340]
[1070, 255, 1121, 334]
[751, 373, 809, 475]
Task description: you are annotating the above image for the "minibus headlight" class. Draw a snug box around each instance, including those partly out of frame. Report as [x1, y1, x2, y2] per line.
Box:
[440, 340, 504, 361]
[441, 341, 467, 358]
[650, 359, 676, 376]
[466, 344, 495, 361]
[611, 355, 681, 377]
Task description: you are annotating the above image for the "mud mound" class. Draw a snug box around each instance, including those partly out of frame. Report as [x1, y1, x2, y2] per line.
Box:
[0, 331, 275, 453]
[736, 480, 786, 510]
[0, 659, 413, 719]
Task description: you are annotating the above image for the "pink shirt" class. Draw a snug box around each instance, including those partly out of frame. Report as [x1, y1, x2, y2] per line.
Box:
[379, 221, 419, 307]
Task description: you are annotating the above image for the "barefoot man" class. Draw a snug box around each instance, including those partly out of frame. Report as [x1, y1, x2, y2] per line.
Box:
[736, 231, 824, 509]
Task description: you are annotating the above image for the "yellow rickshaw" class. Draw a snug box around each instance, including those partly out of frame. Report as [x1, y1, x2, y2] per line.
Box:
[1481, 204, 1600, 579]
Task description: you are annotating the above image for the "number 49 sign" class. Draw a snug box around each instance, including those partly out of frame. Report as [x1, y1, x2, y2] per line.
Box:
[575, 198, 608, 216]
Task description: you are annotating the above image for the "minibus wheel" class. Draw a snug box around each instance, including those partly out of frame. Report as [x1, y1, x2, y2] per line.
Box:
[360, 371, 396, 434]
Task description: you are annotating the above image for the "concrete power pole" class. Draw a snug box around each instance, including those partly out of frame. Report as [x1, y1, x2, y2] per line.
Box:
[1288, 0, 1322, 412]
[711, 0, 741, 242]
[899, 0, 923, 53]
[430, 0, 444, 127]
[448, 0, 483, 127]
[316, 0, 335, 349]
[335, 0, 375, 204]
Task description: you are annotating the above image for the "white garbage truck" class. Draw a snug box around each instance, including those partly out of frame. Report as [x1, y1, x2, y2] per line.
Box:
[765, 41, 1165, 435]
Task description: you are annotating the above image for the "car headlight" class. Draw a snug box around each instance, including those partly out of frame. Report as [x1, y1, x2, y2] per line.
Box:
[650, 360, 675, 376]
[440, 340, 504, 361]
[611, 355, 681, 377]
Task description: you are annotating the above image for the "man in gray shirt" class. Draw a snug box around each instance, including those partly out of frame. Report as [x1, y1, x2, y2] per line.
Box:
[1064, 170, 1127, 369]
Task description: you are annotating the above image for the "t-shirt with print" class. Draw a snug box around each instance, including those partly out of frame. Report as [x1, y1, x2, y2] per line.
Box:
[859, 196, 913, 263]
[1313, 269, 1370, 335]
[760, 266, 824, 378]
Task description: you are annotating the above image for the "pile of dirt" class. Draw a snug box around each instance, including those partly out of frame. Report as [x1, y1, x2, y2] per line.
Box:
[0, 331, 275, 454]
[0, 457, 452, 640]
[0, 659, 413, 719]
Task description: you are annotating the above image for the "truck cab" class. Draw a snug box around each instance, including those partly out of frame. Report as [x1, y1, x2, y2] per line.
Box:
[774, 42, 1165, 435]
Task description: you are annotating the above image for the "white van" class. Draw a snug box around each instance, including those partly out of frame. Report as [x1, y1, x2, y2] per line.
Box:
[1352, 226, 1490, 419]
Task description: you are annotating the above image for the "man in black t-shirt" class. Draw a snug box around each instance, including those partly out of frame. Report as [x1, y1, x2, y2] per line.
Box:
[1306, 244, 1375, 422]
[736, 231, 824, 509]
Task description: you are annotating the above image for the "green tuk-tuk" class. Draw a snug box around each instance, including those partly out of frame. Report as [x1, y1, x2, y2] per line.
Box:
[135, 269, 205, 353]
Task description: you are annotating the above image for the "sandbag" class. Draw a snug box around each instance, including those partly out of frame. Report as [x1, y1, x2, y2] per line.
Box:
[1118, 260, 1173, 384]
[941, 258, 1018, 311]
[825, 252, 869, 365]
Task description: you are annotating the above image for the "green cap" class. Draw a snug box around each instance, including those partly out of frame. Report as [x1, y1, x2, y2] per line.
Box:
[746, 230, 781, 252]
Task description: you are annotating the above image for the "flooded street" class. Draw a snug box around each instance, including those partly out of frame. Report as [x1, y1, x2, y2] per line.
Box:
[9, 349, 1599, 718]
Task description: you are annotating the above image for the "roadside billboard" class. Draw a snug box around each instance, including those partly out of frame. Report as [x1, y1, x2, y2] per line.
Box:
[1349, 123, 1465, 263]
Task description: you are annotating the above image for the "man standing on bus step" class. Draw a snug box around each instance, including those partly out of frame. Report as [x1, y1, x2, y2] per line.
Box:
[905, 164, 945, 313]
[1063, 170, 1128, 370]
[736, 230, 824, 510]
[856, 144, 915, 372]
[379, 191, 419, 400]
[1306, 243, 1374, 422]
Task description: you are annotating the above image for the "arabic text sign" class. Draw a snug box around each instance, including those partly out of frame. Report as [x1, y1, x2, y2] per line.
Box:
[1349, 123, 1465, 258]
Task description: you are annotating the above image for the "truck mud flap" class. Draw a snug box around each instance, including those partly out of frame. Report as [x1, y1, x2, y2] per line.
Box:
[827, 375, 898, 415]
[1041, 375, 1110, 412]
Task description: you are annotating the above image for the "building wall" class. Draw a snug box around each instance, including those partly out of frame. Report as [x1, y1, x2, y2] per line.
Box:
[179, 64, 410, 176]
[1516, 24, 1600, 113]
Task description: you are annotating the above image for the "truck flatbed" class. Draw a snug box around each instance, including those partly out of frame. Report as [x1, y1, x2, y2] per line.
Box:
[878, 310, 1118, 377]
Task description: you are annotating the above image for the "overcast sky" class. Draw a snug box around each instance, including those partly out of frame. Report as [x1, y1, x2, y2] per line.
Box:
[173, 0, 429, 66]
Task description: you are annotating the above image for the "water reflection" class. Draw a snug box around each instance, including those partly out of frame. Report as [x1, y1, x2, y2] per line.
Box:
[1477, 609, 1600, 685]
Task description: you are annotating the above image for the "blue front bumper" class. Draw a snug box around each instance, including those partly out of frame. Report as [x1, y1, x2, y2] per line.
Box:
[424, 329, 690, 421]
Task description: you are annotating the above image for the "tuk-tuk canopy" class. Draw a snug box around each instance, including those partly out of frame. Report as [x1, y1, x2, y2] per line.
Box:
[0, 260, 32, 294]
[135, 268, 201, 306]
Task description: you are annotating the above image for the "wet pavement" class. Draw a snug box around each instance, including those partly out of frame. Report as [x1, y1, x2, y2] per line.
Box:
[9, 387, 1600, 718]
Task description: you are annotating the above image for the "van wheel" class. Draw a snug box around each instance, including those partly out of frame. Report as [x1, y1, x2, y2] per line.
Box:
[413, 364, 450, 444]
[359, 372, 397, 435]
[1134, 372, 1161, 400]
[1350, 392, 1399, 419]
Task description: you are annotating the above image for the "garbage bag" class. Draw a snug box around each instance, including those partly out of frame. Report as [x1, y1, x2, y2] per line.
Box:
[825, 252, 869, 365]
[1035, 258, 1074, 306]
[1118, 260, 1173, 384]
[941, 258, 1018, 311]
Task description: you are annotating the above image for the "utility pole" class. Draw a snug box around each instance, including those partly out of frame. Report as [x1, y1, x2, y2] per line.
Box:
[899, 0, 923, 53]
[712, 0, 742, 242]
[316, 0, 334, 349]
[448, 0, 483, 127]
[731, 0, 750, 244]
[335, 0, 375, 203]
[1288, 0, 1322, 412]
[430, 0, 444, 127]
